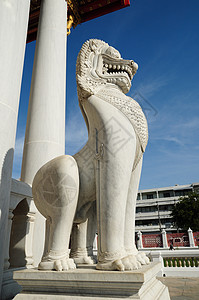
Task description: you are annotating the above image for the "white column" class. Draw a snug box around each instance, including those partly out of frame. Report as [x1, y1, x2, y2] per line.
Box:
[188, 228, 195, 248]
[161, 229, 168, 248]
[21, 0, 67, 266]
[21, 0, 67, 184]
[0, 0, 30, 295]
[137, 231, 143, 249]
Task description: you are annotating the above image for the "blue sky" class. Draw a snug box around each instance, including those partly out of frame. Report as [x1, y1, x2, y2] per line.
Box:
[13, 0, 199, 190]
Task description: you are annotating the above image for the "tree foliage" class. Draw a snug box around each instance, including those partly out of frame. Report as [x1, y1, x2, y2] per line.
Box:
[171, 192, 199, 231]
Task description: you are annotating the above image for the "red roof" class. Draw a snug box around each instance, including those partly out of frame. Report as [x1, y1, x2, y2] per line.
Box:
[27, 0, 130, 43]
[79, 0, 130, 23]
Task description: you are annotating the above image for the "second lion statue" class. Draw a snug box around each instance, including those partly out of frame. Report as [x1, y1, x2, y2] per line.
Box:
[32, 39, 149, 271]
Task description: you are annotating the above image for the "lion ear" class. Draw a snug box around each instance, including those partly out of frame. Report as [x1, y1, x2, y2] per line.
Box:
[89, 39, 98, 53]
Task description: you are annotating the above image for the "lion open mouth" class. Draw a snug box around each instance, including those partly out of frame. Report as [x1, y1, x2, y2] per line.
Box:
[103, 63, 133, 80]
[102, 58, 137, 82]
[77, 39, 138, 95]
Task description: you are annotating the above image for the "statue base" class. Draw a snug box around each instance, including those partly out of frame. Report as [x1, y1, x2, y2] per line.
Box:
[13, 262, 170, 299]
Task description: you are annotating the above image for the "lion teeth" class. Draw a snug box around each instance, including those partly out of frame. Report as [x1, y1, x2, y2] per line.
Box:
[113, 65, 116, 69]
[109, 64, 112, 69]
[121, 65, 125, 70]
[117, 65, 120, 70]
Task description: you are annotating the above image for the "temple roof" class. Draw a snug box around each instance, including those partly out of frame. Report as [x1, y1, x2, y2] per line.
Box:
[27, 0, 130, 43]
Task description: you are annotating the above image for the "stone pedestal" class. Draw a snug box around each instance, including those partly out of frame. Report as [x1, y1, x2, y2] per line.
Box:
[13, 262, 170, 299]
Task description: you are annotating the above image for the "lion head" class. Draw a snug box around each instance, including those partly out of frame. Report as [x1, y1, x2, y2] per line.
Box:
[76, 39, 138, 101]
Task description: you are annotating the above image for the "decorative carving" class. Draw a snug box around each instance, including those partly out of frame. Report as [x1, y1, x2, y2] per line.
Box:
[32, 39, 150, 271]
[30, 0, 41, 10]
[67, 0, 81, 28]
[67, 15, 74, 35]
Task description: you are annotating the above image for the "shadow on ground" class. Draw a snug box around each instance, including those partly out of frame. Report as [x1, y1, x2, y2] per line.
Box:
[158, 277, 199, 300]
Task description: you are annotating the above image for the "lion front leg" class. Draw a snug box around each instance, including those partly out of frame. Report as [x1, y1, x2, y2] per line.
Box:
[32, 155, 79, 271]
[124, 157, 150, 267]
[95, 121, 138, 271]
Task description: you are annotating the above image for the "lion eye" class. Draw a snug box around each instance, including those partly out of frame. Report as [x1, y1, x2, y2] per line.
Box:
[105, 47, 121, 59]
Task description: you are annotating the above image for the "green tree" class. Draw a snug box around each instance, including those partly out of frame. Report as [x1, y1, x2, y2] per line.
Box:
[171, 193, 199, 232]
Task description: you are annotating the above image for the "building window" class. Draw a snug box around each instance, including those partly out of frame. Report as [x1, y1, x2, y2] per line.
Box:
[175, 189, 191, 197]
[163, 192, 170, 198]
[147, 194, 154, 199]
[159, 205, 171, 211]
[135, 219, 159, 226]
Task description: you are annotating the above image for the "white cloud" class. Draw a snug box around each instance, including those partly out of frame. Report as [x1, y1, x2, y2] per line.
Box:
[152, 136, 185, 147]
[174, 118, 199, 130]
[133, 75, 170, 99]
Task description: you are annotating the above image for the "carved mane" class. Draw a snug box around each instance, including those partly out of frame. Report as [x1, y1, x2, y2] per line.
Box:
[76, 39, 109, 101]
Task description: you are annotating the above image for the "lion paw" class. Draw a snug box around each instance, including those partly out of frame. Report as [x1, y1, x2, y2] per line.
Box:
[136, 252, 150, 265]
[73, 256, 95, 265]
[96, 255, 141, 271]
[128, 255, 142, 269]
[39, 257, 76, 271]
[54, 258, 76, 271]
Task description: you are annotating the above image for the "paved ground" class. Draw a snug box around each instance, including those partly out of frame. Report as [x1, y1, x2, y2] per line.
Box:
[158, 277, 199, 300]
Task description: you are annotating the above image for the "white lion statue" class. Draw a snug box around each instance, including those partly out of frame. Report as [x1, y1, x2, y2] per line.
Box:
[32, 39, 149, 271]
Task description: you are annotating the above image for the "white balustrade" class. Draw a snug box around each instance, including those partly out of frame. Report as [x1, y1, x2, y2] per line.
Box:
[148, 250, 199, 277]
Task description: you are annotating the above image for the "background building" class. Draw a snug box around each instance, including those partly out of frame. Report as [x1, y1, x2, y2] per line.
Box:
[135, 183, 199, 234]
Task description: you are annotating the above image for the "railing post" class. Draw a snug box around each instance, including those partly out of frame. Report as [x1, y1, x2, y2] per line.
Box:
[137, 231, 143, 249]
[188, 228, 195, 247]
[149, 251, 163, 276]
[162, 229, 168, 248]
